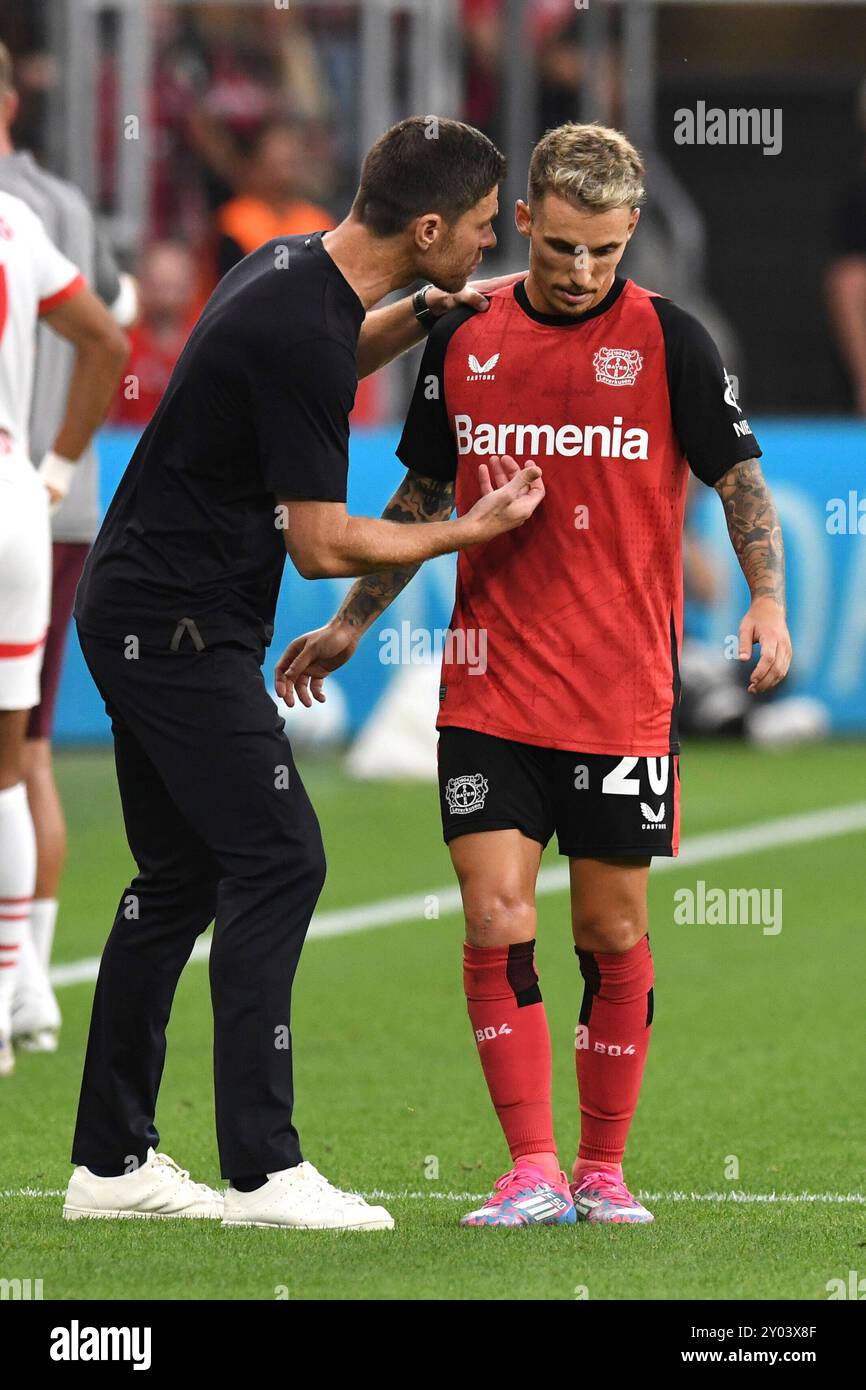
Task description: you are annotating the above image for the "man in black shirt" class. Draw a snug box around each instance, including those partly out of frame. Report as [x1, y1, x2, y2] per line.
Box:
[827, 141, 866, 415]
[64, 117, 544, 1231]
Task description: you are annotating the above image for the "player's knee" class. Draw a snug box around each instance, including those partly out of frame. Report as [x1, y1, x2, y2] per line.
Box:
[462, 885, 535, 947]
[572, 911, 644, 954]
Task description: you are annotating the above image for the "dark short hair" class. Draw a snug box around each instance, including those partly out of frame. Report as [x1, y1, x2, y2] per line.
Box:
[0, 42, 13, 93]
[353, 116, 506, 237]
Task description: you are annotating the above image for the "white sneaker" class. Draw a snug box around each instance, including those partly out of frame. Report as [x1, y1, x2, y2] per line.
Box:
[222, 1161, 394, 1231]
[63, 1149, 224, 1221]
[12, 934, 61, 1051]
[0, 1028, 13, 1077]
[0, 991, 13, 1076]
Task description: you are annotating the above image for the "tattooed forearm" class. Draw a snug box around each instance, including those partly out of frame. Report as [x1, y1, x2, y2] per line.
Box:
[336, 471, 456, 633]
[714, 458, 786, 607]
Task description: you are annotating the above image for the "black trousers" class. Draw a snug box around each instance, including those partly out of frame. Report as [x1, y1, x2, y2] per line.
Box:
[71, 628, 327, 1178]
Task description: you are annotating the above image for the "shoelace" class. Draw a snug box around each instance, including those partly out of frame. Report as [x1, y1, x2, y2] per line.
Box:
[152, 1152, 216, 1197]
[298, 1162, 370, 1207]
[490, 1167, 549, 1202]
[575, 1168, 627, 1198]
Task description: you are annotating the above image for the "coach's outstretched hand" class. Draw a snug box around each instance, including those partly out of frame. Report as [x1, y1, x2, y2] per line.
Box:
[463, 455, 545, 542]
[276, 455, 544, 708]
[275, 620, 358, 708]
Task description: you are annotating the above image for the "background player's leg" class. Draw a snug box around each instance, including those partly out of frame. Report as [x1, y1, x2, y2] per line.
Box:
[0, 710, 37, 1076]
[71, 713, 220, 1174]
[569, 857, 654, 1207]
[21, 738, 63, 951]
[16, 545, 92, 1051]
[22, 543, 91, 997]
[0, 471, 50, 1074]
[14, 738, 64, 1048]
[450, 829, 558, 1175]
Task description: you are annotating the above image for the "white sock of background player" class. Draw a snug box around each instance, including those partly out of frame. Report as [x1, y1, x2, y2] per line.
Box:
[0, 782, 37, 1026]
[29, 897, 59, 971]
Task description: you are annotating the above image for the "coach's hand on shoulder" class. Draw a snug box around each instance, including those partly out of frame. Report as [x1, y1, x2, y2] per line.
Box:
[429, 270, 528, 318]
[461, 454, 545, 543]
[275, 619, 359, 708]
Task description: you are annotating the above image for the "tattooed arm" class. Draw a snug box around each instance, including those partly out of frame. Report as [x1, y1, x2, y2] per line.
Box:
[275, 470, 456, 706]
[334, 470, 456, 633]
[713, 457, 793, 693]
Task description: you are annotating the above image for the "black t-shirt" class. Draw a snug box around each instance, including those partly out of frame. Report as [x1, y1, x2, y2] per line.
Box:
[833, 168, 866, 256]
[76, 232, 364, 652]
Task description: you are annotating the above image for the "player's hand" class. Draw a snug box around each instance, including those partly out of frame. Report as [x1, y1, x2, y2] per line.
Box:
[275, 618, 359, 708]
[462, 455, 545, 543]
[427, 271, 529, 318]
[738, 596, 793, 693]
[43, 483, 64, 513]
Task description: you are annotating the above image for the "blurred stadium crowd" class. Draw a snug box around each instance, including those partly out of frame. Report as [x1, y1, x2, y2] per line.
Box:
[1, 1, 623, 428]
[2, 0, 866, 419]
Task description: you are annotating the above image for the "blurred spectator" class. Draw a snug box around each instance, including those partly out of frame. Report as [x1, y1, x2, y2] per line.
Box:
[143, 4, 342, 243]
[0, 3, 48, 151]
[461, 1, 621, 145]
[214, 119, 336, 278]
[826, 78, 866, 416]
[536, 2, 622, 131]
[189, 39, 280, 211]
[297, 3, 358, 196]
[147, 6, 274, 240]
[462, 0, 503, 142]
[110, 241, 198, 427]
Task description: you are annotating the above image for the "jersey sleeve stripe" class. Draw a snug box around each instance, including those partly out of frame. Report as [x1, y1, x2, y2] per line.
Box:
[0, 633, 47, 658]
[38, 272, 86, 316]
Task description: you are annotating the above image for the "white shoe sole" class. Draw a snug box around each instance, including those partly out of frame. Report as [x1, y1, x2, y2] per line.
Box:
[221, 1215, 394, 1231]
[63, 1204, 223, 1221]
[14, 1029, 59, 1053]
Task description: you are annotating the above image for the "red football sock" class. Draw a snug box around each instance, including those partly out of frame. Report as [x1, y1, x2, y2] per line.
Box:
[464, 940, 556, 1165]
[574, 934, 654, 1168]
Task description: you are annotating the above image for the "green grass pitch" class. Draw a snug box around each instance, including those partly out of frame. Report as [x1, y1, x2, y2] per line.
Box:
[1, 741, 864, 1300]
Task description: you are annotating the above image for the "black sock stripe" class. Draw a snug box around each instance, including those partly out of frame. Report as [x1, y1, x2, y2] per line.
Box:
[515, 982, 542, 1008]
[506, 940, 542, 1008]
[575, 946, 600, 1025]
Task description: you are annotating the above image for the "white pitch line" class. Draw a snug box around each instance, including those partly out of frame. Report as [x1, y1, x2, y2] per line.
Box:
[373, 1190, 866, 1205]
[2, 1188, 864, 1205]
[49, 800, 866, 991]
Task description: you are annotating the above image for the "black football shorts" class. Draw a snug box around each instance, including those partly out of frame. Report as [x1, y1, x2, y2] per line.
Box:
[437, 726, 680, 859]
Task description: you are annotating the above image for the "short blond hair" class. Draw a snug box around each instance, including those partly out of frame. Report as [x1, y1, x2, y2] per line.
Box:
[528, 122, 645, 213]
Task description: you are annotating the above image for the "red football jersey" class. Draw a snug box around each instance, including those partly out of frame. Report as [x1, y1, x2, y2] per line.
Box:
[397, 278, 761, 756]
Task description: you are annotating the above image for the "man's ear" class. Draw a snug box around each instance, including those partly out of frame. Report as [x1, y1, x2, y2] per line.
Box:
[414, 212, 445, 254]
[2, 88, 19, 129]
[626, 207, 641, 240]
[515, 199, 532, 239]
